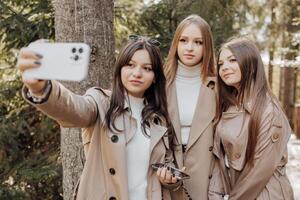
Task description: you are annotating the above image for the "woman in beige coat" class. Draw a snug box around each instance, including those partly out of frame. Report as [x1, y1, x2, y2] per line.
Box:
[208, 37, 294, 200]
[17, 37, 177, 200]
[160, 14, 217, 200]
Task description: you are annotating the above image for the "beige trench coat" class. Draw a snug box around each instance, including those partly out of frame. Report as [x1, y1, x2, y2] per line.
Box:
[23, 81, 173, 200]
[208, 97, 294, 200]
[166, 77, 216, 200]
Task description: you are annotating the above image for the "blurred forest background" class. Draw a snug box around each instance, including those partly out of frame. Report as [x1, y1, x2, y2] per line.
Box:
[0, 0, 299, 199]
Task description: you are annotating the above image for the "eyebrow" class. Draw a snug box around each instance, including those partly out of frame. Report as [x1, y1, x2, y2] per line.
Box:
[129, 60, 152, 66]
[180, 35, 203, 40]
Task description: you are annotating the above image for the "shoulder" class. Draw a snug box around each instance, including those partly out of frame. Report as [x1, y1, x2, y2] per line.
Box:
[85, 87, 111, 105]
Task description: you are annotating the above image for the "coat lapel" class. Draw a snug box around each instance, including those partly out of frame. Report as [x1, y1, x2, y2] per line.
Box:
[186, 82, 216, 151]
[149, 123, 167, 155]
[166, 83, 184, 167]
[166, 83, 181, 145]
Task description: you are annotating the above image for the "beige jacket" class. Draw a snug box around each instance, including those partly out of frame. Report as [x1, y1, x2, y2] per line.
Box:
[166, 78, 216, 200]
[23, 81, 173, 200]
[208, 98, 294, 200]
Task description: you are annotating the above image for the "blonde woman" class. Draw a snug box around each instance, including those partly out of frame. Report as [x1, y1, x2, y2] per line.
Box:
[159, 14, 216, 200]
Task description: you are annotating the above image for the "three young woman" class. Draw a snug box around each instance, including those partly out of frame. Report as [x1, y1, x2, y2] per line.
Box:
[209, 37, 294, 200]
[163, 14, 217, 199]
[18, 15, 294, 200]
[18, 37, 176, 200]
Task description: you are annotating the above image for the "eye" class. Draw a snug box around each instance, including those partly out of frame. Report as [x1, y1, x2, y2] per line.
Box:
[195, 40, 203, 45]
[127, 62, 135, 67]
[179, 38, 187, 43]
[143, 66, 153, 72]
[229, 58, 237, 63]
[217, 62, 223, 67]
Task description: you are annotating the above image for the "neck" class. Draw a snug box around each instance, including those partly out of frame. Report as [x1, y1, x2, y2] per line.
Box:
[176, 60, 201, 79]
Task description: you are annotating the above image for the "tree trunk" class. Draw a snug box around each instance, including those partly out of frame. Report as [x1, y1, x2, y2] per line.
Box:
[268, 0, 276, 89]
[279, 67, 295, 126]
[51, 0, 114, 199]
[278, 0, 299, 126]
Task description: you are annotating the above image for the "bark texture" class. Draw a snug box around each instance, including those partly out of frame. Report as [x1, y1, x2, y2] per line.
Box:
[51, 0, 114, 199]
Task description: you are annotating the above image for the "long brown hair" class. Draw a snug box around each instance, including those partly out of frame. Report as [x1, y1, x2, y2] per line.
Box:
[216, 37, 274, 166]
[164, 14, 216, 86]
[105, 37, 175, 146]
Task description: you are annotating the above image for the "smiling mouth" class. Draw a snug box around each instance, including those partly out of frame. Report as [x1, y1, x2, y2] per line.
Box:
[223, 73, 233, 79]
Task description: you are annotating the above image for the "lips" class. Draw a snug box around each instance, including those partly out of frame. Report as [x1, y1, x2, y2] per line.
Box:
[184, 54, 195, 59]
[223, 73, 233, 79]
[130, 80, 143, 85]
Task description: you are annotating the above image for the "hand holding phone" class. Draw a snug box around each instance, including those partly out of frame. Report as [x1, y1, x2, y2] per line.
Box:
[23, 42, 90, 81]
[152, 163, 190, 181]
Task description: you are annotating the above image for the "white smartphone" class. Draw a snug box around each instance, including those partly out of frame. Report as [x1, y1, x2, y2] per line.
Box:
[23, 42, 91, 81]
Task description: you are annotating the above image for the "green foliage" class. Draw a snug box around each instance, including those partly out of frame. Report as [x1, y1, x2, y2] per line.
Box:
[136, 0, 244, 56]
[0, 0, 61, 199]
[0, 0, 54, 64]
[0, 68, 62, 199]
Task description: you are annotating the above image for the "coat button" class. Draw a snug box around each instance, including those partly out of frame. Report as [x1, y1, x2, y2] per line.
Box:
[271, 133, 280, 142]
[109, 197, 116, 200]
[109, 168, 116, 175]
[209, 146, 213, 151]
[111, 135, 119, 143]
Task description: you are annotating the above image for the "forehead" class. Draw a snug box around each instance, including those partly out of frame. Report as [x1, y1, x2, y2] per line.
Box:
[131, 49, 151, 63]
[219, 48, 234, 60]
[180, 23, 202, 38]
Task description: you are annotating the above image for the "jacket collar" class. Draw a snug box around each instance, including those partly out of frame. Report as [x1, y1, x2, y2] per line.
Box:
[167, 77, 216, 151]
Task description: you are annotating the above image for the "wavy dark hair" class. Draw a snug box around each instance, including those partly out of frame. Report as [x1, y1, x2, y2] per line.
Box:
[105, 37, 175, 148]
[216, 37, 276, 166]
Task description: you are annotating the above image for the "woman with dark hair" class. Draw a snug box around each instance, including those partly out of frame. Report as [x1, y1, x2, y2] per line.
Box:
[17, 36, 175, 200]
[208, 37, 294, 200]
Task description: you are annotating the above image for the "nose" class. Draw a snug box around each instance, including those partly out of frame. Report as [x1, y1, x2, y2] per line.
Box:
[220, 62, 229, 71]
[132, 66, 142, 78]
[186, 42, 194, 51]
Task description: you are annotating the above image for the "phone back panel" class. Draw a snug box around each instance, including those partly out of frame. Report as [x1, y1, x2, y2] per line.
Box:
[23, 43, 90, 81]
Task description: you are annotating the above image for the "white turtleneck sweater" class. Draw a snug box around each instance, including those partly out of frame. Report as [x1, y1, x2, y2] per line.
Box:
[175, 61, 202, 145]
[126, 95, 150, 200]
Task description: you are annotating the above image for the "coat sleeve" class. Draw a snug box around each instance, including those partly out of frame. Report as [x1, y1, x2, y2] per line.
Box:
[229, 107, 291, 200]
[22, 80, 104, 128]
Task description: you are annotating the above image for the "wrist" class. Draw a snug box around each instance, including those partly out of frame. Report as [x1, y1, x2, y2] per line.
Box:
[29, 81, 49, 97]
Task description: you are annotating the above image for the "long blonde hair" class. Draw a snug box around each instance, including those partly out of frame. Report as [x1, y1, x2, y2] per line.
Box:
[164, 14, 216, 86]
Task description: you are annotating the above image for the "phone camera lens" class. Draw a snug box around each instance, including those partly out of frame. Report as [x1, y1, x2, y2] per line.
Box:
[72, 47, 76, 53]
[79, 48, 83, 53]
[74, 55, 79, 61]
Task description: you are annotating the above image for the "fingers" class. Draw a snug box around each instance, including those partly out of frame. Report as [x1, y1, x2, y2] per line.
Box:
[17, 58, 41, 72]
[171, 174, 177, 183]
[156, 167, 178, 184]
[18, 47, 43, 60]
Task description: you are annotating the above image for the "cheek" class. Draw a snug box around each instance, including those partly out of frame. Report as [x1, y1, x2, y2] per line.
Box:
[147, 73, 155, 85]
[177, 44, 183, 55]
[120, 68, 127, 85]
[236, 67, 242, 82]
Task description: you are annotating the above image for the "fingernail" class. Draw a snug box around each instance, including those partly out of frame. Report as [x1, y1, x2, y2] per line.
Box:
[34, 61, 41, 65]
[36, 53, 43, 58]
